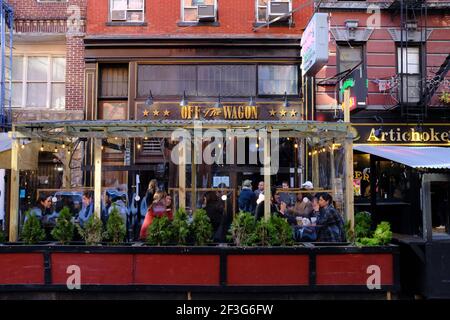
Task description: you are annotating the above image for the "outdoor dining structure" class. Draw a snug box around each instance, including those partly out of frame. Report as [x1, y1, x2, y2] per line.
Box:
[0, 117, 399, 299]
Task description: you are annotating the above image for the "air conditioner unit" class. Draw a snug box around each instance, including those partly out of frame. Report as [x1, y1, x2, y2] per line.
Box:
[197, 4, 216, 22]
[111, 10, 127, 21]
[268, 1, 291, 21]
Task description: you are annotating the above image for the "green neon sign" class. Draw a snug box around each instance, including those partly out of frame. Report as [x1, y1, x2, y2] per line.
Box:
[340, 78, 355, 93]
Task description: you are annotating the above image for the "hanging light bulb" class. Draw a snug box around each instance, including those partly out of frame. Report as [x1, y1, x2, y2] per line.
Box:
[308, 152, 312, 156]
[67, 149, 71, 155]
[144, 136, 148, 141]
[294, 143, 298, 149]
[40, 144, 44, 152]
[180, 90, 188, 107]
[62, 142, 66, 149]
[101, 145, 104, 151]
[54, 145, 58, 153]
[137, 143, 142, 150]
[322, 148, 326, 153]
[21, 141, 25, 149]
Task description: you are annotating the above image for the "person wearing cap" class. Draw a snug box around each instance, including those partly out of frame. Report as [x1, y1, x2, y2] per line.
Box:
[301, 181, 314, 190]
[238, 179, 256, 214]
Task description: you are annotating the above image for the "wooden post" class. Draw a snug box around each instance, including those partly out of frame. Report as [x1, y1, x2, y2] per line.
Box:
[312, 151, 319, 188]
[63, 153, 71, 188]
[179, 142, 186, 210]
[94, 138, 102, 218]
[344, 133, 355, 230]
[263, 132, 271, 221]
[9, 136, 20, 242]
[191, 136, 197, 211]
[330, 146, 336, 191]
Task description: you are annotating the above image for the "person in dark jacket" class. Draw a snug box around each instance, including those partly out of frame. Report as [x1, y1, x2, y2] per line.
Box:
[203, 191, 224, 242]
[238, 180, 256, 213]
[315, 193, 346, 242]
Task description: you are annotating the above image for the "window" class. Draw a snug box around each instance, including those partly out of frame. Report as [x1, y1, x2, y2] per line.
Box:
[258, 65, 298, 95]
[182, 0, 217, 22]
[137, 64, 299, 98]
[110, 0, 145, 23]
[256, 0, 292, 23]
[397, 47, 421, 103]
[12, 55, 65, 109]
[100, 66, 129, 98]
[338, 46, 363, 73]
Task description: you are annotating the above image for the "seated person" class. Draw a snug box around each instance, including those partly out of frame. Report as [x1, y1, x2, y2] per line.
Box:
[78, 191, 94, 228]
[26, 194, 53, 223]
[314, 193, 346, 242]
[291, 192, 313, 218]
[139, 191, 172, 240]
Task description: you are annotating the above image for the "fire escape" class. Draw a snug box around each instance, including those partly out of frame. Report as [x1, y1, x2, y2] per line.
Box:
[389, 0, 450, 123]
[0, 0, 13, 132]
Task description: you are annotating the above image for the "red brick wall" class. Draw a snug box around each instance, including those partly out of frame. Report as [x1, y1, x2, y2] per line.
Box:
[8, 0, 87, 20]
[87, 0, 313, 36]
[8, 0, 87, 112]
[315, 9, 450, 110]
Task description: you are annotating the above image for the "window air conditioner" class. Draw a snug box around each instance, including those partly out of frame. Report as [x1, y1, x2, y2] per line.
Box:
[268, 1, 291, 21]
[198, 4, 216, 22]
[111, 10, 127, 21]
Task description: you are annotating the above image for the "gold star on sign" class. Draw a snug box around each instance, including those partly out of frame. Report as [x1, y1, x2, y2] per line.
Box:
[152, 109, 160, 117]
[143, 110, 149, 117]
[279, 109, 287, 117]
[269, 109, 277, 117]
[290, 109, 298, 117]
[163, 109, 171, 117]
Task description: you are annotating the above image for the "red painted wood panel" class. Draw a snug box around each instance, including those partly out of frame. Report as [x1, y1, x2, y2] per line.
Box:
[0, 254, 44, 285]
[227, 255, 309, 286]
[134, 254, 220, 285]
[51, 253, 134, 285]
[316, 254, 393, 286]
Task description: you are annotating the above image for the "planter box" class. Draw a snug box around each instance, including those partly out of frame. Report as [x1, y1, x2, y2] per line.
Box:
[0, 244, 399, 293]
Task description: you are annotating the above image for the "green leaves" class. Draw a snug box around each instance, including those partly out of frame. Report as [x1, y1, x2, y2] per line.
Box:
[191, 209, 213, 246]
[228, 211, 257, 246]
[104, 204, 126, 245]
[76, 213, 103, 246]
[0, 229, 6, 243]
[355, 221, 392, 247]
[51, 207, 75, 245]
[228, 212, 295, 247]
[172, 208, 190, 245]
[146, 215, 173, 246]
[21, 211, 46, 244]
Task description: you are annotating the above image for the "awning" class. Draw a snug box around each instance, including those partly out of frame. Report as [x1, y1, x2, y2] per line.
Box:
[353, 145, 450, 169]
[0, 133, 38, 170]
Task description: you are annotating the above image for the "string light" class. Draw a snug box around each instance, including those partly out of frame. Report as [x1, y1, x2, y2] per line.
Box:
[54, 145, 58, 153]
[308, 152, 312, 156]
[62, 143, 66, 149]
[218, 143, 222, 148]
[40, 144, 44, 152]
[67, 149, 71, 155]
[144, 136, 148, 140]
[255, 143, 259, 148]
[21, 140, 25, 149]
[322, 148, 326, 153]
[294, 143, 298, 149]
[137, 144, 142, 150]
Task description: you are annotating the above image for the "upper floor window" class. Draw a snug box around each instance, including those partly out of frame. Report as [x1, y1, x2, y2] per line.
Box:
[182, 0, 217, 23]
[110, 0, 145, 23]
[11, 55, 66, 109]
[397, 47, 421, 103]
[256, 0, 292, 23]
[338, 46, 363, 73]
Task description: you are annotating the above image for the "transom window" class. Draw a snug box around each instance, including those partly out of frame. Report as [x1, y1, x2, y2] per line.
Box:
[110, 0, 145, 23]
[137, 64, 299, 97]
[11, 55, 66, 109]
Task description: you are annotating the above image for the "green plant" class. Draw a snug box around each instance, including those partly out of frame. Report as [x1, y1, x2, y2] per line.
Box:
[439, 92, 450, 104]
[354, 211, 372, 239]
[190, 209, 213, 245]
[51, 207, 74, 244]
[21, 211, 46, 244]
[104, 204, 126, 245]
[227, 211, 256, 246]
[77, 214, 103, 245]
[172, 208, 190, 245]
[252, 218, 274, 246]
[269, 215, 294, 246]
[146, 215, 173, 246]
[356, 221, 392, 246]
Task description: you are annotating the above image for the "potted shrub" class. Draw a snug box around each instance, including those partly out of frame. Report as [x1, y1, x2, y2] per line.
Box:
[21, 211, 46, 245]
[171, 208, 190, 245]
[146, 215, 173, 246]
[104, 205, 127, 245]
[252, 218, 273, 246]
[77, 214, 103, 246]
[227, 211, 256, 246]
[356, 221, 393, 246]
[190, 209, 213, 246]
[269, 215, 295, 246]
[51, 207, 75, 245]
